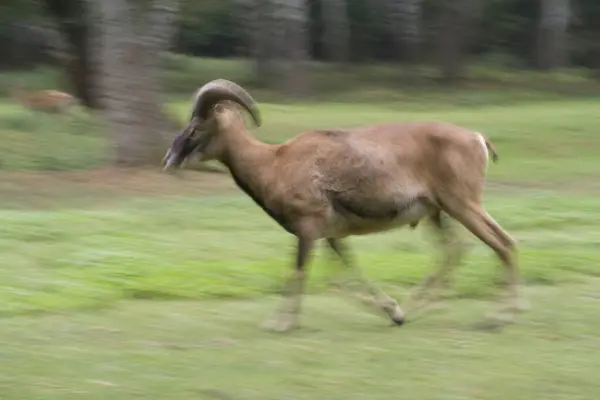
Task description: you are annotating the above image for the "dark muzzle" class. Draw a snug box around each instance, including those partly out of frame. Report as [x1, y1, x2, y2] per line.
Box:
[162, 148, 186, 172]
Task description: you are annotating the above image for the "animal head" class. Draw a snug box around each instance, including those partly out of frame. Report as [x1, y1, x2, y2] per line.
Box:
[162, 79, 261, 170]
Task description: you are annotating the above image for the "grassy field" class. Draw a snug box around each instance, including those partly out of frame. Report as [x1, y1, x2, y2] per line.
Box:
[1, 68, 600, 398]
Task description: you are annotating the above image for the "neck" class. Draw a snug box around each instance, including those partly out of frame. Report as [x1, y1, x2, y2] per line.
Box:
[219, 124, 275, 177]
[219, 125, 293, 233]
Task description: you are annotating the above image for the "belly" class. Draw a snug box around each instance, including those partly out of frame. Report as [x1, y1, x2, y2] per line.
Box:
[324, 202, 431, 238]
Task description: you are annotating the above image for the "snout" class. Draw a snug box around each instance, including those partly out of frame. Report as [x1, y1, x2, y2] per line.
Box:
[162, 149, 174, 171]
[162, 149, 183, 172]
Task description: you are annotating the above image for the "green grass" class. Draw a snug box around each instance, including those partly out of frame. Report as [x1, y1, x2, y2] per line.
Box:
[2, 283, 600, 399]
[0, 102, 107, 170]
[1, 62, 600, 398]
[1, 185, 600, 317]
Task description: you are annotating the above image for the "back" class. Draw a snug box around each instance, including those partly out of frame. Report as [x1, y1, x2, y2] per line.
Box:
[273, 120, 485, 209]
[279, 120, 476, 183]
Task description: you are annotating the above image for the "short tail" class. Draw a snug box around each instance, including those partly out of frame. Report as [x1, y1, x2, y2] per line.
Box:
[482, 135, 499, 163]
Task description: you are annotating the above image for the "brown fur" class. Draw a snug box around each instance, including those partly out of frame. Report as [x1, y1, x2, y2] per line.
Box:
[163, 80, 523, 332]
[10, 85, 76, 114]
[200, 116, 499, 240]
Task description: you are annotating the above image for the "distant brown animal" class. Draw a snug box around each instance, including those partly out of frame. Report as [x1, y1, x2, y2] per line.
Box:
[163, 79, 524, 332]
[10, 85, 77, 114]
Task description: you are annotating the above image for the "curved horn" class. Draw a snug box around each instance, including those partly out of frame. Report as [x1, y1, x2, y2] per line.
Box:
[192, 79, 262, 127]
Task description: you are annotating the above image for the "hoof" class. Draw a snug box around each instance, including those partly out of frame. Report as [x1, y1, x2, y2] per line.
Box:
[261, 316, 299, 333]
[513, 298, 530, 313]
[385, 303, 405, 326]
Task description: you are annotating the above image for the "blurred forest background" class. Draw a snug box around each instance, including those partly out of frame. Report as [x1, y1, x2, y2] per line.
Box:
[0, 0, 599, 167]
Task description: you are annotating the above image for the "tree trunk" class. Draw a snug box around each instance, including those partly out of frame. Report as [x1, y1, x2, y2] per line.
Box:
[389, 0, 424, 63]
[273, 0, 311, 97]
[536, 0, 571, 70]
[438, 1, 464, 81]
[94, 0, 179, 166]
[321, 0, 350, 63]
[232, 0, 254, 57]
[42, 0, 102, 109]
[436, 0, 480, 82]
[253, 0, 278, 85]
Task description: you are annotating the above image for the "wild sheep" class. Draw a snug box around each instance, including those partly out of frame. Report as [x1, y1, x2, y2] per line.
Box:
[163, 79, 524, 332]
[10, 85, 77, 114]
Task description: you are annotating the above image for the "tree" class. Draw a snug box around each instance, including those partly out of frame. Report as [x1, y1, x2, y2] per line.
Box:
[43, 0, 180, 165]
[43, 0, 101, 109]
[536, 0, 571, 70]
[321, 0, 350, 63]
[254, 0, 279, 84]
[234, 0, 279, 86]
[273, 0, 311, 97]
[389, 0, 423, 63]
[435, 0, 482, 82]
[94, 0, 180, 165]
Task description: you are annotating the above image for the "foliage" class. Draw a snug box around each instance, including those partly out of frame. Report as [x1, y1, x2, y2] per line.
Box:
[0, 0, 52, 69]
[476, 0, 539, 66]
[2, 0, 599, 71]
[174, 0, 243, 57]
[570, 0, 600, 67]
[169, 0, 596, 69]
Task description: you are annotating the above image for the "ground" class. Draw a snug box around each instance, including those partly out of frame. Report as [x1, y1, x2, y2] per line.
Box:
[2, 281, 600, 400]
[1, 75, 600, 398]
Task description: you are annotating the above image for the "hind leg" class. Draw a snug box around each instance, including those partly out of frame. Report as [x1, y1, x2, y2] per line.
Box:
[482, 211, 528, 313]
[482, 211, 526, 301]
[443, 200, 523, 329]
[403, 211, 468, 316]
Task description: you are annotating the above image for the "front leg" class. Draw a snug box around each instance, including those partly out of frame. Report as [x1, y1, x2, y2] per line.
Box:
[263, 235, 314, 332]
[327, 238, 405, 325]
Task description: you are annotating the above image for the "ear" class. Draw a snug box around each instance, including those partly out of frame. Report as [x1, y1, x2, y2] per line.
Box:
[213, 103, 235, 128]
[213, 103, 226, 113]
